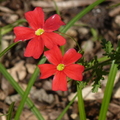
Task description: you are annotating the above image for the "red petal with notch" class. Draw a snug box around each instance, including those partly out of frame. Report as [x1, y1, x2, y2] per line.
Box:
[44, 46, 62, 65]
[14, 27, 35, 42]
[25, 7, 44, 30]
[44, 14, 65, 32]
[24, 37, 44, 59]
[62, 49, 82, 65]
[43, 32, 66, 47]
[64, 64, 84, 81]
[38, 64, 56, 79]
[52, 71, 67, 91]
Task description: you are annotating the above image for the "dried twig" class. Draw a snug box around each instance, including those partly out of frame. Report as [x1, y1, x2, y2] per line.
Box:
[31, 0, 97, 10]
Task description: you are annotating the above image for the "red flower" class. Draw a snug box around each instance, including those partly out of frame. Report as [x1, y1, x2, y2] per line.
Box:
[38, 46, 84, 91]
[14, 7, 66, 59]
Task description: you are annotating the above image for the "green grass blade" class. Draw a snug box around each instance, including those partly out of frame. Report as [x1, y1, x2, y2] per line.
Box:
[1, 19, 26, 35]
[56, 94, 77, 120]
[6, 102, 15, 120]
[0, 102, 15, 119]
[52, 0, 60, 15]
[0, 28, 2, 52]
[14, 56, 46, 120]
[77, 83, 86, 120]
[0, 63, 45, 120]
[98, 60, 118, 120]
[0, 42, 20, 57]
[0, 19, 26, 57]
[60, 0, 105, 33]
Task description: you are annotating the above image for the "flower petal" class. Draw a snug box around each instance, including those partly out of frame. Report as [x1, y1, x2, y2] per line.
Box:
[44, 14, 65, 32]
[14, 27, 35, 42]
[42, 32, 66, 47]
[41, 33, 55, 49]
[64, 64, 84, 81]
[38, 64, 56, 79]
[44, 46, 62, 65]
[24, 37, 44, 59]
[52, 71, 67, 91]
[25, 7, 44, 29]
[62, 49, 82, 65]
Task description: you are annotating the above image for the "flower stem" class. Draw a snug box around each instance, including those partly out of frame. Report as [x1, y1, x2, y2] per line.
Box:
[77, 83, 86, 120]
[85, 58, 111, 72]
[98, 60, 118, 120]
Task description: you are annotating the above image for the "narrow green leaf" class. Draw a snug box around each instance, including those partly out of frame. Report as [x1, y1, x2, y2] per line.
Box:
[1, 19, 26, 35]
[14, 56, 46, 120]
[59, 0, 105, 33]
[90, 28, 98, 41]
[0, 42, 20, 57]
[0, 63, 45, 120]
[52, 0, 60, 15]
[0, 103, 14, 118]
[56, 94, 77, 120]
[77, 82, 86, 120]
[7, 102, 15, 120]
[98, 60, 118, 120]
[0, 28, 2, 52]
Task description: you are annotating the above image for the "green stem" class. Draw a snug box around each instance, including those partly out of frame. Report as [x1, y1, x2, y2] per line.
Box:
[52, 0, 60, 15]
[0, 42, 20, 57]
[0, 28, 2, 52]
[1, 19, 26, 35]
[98, 60, 118, 120]
[85, 58, 111, 72]
[59, 0, 105, 33]
[7, 102, 15, 120]
[77, 83, 86, 120]
[0, 62, 45, 120]
[14, 56, 46, 120]
[56, 94, 77, 120]
[0, 63, 43, 120]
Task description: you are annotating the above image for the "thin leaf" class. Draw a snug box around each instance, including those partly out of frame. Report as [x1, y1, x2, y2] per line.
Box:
[0, 42, 20, 57]
[14, 56, 46, 120]
[52, 0, 60, 15]
[0, 63, 45, 120]
[7, 102, 15, 120]
[1, 19, 26, 35]
[98, 60, 118, 120]
[77, 82, 86, 120]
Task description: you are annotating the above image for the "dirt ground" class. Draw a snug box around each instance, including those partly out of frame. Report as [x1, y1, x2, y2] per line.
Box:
[0, 0, 120, 120]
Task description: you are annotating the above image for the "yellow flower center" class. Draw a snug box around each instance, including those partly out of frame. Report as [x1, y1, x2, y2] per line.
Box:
[35, 28, 44, 36]
[57, 64, 65, 71]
